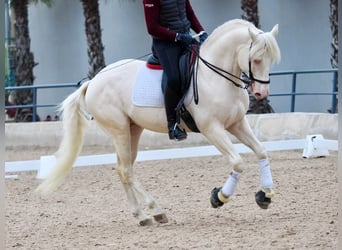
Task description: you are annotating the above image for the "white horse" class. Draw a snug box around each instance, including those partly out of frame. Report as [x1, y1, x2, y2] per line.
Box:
[37, 19, 281, 226]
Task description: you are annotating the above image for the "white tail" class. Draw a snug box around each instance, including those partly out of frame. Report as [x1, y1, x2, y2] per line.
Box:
[36, 81, 90, 194]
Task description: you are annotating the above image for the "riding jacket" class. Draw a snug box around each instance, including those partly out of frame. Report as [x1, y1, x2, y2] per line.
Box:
[143, 0, 204, 41]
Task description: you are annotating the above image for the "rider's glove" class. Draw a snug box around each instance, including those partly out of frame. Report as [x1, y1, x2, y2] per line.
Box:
[175, 33, 196, 45]
[199, 31, 208, 45]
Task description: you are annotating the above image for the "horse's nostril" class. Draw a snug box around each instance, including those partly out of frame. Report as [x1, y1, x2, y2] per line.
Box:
[254, 93, 262, 100]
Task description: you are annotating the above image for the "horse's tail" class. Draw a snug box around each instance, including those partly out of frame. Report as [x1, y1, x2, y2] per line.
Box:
[36, 81, 90, 194]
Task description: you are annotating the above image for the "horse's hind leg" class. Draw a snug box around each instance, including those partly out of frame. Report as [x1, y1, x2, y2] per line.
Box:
[107, 124, 152, 226]
[129, 124, 168, 223]
[99, 120, 167, 225]
[132, 180, 168, 223]
[229, 116, 274, 209]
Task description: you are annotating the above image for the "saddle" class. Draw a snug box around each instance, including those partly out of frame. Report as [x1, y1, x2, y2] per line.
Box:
[146, 45, 200, 133]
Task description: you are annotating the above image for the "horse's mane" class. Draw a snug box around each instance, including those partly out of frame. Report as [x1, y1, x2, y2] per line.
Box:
[250, 30, 281, 65]
[207, 19, 281, 64]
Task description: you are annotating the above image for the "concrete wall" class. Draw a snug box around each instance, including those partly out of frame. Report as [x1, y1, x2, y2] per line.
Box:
[5, 113, 338, 150]
[27, 0, 333, 119]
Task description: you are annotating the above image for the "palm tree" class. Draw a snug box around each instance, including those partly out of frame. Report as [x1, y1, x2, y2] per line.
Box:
[10, 0, 52, 122]
[80, 0, 106, 79]
[329, 0, 338, 69]
[11, 0, 37, 121]
[241, 0, 275, 114]
[329, 0, 338, 113]
[241, 0, 259, 28]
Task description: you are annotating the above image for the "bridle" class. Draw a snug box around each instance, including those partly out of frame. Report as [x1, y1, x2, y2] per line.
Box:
[247, 55, 270, 85]
[193, 42, 270, 91]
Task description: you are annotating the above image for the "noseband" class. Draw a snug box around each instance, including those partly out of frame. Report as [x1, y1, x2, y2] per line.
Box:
[248, 60, 270, 85]
[248, 41, 270, 85]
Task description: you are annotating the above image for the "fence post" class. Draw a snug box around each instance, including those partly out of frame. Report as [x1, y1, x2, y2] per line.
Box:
[331, 70, 338, 113]
[32, 87, 37, 122]
[291, 73, 297, 112]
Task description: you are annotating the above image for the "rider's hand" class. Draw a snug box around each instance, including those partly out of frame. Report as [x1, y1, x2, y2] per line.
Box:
[175, 33, 196, 45]
[199, 31, 208, 45]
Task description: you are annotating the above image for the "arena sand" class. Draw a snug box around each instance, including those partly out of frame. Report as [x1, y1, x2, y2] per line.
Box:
[5, 147, 337, 249]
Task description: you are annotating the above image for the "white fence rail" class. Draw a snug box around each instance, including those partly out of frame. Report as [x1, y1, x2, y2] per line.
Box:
[5, 135, 338, 180]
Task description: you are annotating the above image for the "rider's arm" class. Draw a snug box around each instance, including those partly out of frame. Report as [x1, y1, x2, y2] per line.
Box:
[185, 0, 205, 34]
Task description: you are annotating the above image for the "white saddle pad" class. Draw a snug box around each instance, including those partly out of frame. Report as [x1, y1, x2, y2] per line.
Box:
[132, 64, 193, 108]
[132, 65, 164, 107]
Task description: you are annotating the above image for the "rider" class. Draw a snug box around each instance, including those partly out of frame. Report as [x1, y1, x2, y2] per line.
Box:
[143, 0, 208, 141]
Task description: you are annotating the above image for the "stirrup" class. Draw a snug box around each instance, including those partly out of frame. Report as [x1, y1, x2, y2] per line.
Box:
[168, 124, 187, 141]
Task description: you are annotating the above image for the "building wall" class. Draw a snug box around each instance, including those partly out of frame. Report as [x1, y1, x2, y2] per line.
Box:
[28, 0, 332, 119]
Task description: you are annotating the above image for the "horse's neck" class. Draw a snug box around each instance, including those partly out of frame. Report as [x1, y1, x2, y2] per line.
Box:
[200, 35, 249, 79]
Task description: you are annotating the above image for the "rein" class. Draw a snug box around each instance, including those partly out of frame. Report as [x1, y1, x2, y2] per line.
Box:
[197, 55, 250, 89]
[191, 42, 271, 94]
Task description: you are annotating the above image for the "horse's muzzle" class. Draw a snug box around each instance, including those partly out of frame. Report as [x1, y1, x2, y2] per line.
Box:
[249, 82, 269, 100]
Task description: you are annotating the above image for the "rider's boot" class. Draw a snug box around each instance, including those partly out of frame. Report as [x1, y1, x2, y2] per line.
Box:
[164, 87, 187, 141]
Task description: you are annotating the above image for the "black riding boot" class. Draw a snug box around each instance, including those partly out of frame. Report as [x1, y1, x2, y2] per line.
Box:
[164, 86, 187, 141]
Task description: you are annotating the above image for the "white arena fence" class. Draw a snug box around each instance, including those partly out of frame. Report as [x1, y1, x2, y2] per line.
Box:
[5, 134, 338, 179]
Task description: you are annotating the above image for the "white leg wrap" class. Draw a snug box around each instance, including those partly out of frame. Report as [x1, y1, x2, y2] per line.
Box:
[259, 158, 273, 188]
[221, 170, 241, 197]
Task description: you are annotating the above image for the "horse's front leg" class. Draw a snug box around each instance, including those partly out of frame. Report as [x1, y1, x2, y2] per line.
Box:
[202, 123, 245, 208]
[229, 116, 274, 209]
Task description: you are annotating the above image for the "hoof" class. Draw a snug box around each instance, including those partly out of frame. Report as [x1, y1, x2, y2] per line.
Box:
[210, 187, 226, 208]
[153, 213, 168, 224]
[139, 218, 153, 226]
[255, 190, 271, 209]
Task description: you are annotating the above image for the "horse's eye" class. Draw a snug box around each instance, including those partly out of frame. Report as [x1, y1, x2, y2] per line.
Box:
[253, 59, 261, 65]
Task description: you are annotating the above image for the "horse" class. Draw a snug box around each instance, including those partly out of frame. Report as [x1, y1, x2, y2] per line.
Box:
[36, 19, 281, 226]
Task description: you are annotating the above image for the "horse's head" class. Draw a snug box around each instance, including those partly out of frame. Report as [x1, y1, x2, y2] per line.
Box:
[199, 20, 280, 100]
[241, 24, 281, 100]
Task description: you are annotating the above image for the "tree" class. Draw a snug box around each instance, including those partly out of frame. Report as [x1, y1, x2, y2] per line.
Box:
[80, 0, 106, 79]
[241, 0, 275, 114]
[241, 0, 259, 28]
[10, 0, 104, 121]
[330, 0, 338, 69]
[10, 0, 52, 122]
[11, 0, 37, 121]
[329, 0, 338, 113]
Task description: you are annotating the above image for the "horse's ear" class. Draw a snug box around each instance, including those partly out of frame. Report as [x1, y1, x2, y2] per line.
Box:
[248, 27, 258, 42]
[270, 24, 279, 37]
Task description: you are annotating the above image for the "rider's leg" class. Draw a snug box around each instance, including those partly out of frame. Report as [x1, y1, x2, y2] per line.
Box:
[153, 39, 187, 140]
